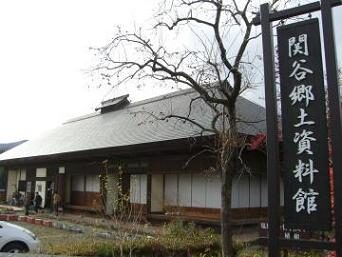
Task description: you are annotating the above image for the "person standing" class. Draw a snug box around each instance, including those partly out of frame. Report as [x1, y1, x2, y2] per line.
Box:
[53, 192, 61, 216]
[45, 187, 52, 212]
[33, 192, 42, 213]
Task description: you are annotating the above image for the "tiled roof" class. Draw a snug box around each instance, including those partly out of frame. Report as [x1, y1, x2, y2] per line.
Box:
[0, 88, 265, 162]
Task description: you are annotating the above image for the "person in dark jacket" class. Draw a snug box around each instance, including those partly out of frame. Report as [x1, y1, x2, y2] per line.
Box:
[33, 192, 42, 213]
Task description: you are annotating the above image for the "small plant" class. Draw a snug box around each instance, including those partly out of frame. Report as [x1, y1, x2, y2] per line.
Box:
[163, 219, 197, 238]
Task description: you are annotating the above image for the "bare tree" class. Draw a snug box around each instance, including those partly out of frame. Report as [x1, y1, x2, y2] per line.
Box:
[91, 0, 288, 256]
[102, 161, 145, 257]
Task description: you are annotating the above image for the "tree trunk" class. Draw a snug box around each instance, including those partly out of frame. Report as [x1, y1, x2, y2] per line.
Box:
[221, 109, 238, 257]
[221, 162, 234, 257]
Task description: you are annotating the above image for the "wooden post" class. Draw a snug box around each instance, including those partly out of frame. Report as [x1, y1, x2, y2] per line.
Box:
[260, 3, 281, 257]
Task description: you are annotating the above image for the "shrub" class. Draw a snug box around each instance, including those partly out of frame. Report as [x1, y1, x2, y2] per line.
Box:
[93, 220, 221, 257]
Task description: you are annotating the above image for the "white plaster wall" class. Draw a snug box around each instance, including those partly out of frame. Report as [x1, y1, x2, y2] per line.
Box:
[85, 175, 100, 192]
[140, 175, 147, 204]
[261, 175, 268, 207]
[6, 169, 18, 202]
[36, 168, 47, 178]
[165, 174, 177, 206]
[237, 176, 249, 208]
[163, 172, 270, 210]
[178, 174, 192, 207]
[206, 176, 221, 208]
[249, 175, 261, 208]
[151, 174, 163, 212]
[256, 176, 284, 207]
[19, 170, 26, 181]
[164, 173, 221, 209]
[191, 174, 206, 208]
[130, 174, 147, 204]
[130, 175, 140, 204]
[231, 178, 239, 208]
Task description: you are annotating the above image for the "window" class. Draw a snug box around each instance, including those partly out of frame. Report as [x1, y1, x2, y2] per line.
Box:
[19, 169, 26, 180]
[129, 175, 147, 204]
[36, 168, 47, 178]
[85, 175, 100, 192]
[164, 173, 221, 209]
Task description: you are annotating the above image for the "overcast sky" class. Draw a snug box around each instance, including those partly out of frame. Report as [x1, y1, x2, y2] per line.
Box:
[0, 1, 341, 143]
[0, 0, 164, 143]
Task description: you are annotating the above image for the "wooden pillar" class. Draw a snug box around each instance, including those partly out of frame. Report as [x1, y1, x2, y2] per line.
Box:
[57, 167, 66, 206]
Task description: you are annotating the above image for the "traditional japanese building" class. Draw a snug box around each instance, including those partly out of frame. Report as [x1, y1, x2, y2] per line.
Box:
[0, 88, 274, 224]
[0, 140, 27, 201]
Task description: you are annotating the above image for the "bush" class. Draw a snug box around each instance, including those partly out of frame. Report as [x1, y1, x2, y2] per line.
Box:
[93, 220, 221, 257]
[45, 239, 99, 256]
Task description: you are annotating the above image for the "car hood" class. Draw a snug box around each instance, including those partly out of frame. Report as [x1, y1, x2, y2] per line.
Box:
[0, 221, 37, 239]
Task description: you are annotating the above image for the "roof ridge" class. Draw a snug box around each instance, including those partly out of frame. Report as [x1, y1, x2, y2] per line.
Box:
[63, 112, 100, 125]
[64, 87, 194, 124]
[127, 87, 193, 109]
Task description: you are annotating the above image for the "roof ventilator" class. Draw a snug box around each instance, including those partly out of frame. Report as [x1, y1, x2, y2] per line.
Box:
[95, 94, 130, 114]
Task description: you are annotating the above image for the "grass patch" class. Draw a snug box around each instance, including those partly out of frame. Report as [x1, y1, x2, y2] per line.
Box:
[17, 220, 330, 257]
[44, 220, 221, 257]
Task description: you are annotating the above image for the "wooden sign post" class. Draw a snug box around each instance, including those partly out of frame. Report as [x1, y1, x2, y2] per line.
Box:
[253, 1, 342, 256]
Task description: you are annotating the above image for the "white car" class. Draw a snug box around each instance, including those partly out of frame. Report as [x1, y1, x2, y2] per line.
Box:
[0, 221, 40, 253]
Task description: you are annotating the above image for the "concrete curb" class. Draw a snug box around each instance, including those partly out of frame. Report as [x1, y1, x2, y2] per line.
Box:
[0, 213, 147, 240]
[0, 214, 84, 233]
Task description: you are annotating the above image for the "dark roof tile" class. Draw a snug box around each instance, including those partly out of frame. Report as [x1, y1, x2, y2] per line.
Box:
[0, 88, 265, 161]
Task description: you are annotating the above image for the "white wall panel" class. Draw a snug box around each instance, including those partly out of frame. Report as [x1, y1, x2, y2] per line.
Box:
[36, 168, 47, 178]
[250, 175, 261, 208]
[59, 167, 65, 174]
[261, 175, 268, 207]
[94, 175, 100, 192]
[140, 175, 147, 204]
[130, 175, 147, 204]
[231, 178, 239, 208]
[238, 176, 250, 208]
[85, 175, 100, 192]
[165, 174, 178, 206]
[19, 170, 26, 181]
[6, 170, 18, 202]
[178, 174, 192, 207]
[205, 176, 221, 208]
[191, 174, 206, 208]
[151, 174, 163, 212]
[130, 175, 140, 204]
